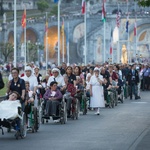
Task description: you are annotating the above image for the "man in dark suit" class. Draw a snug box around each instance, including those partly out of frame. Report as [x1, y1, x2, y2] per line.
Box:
[126, 64, 140, 100]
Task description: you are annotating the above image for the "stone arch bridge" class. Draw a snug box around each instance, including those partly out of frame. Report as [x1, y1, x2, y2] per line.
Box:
[1, 3, 150, 64]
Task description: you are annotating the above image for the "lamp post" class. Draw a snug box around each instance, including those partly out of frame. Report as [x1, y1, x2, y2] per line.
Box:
[36, 42, 40, 64]
[27, 40, 30, 63]
[140, 54, 142, 63]
[136, 53, 138, 63]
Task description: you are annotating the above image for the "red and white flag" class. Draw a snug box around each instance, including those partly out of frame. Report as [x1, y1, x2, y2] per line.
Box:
[116, 12, 121, 28]
[102, 0, 106, 22]
[134, 20, 136, 36]
[82, 0, 85, 14]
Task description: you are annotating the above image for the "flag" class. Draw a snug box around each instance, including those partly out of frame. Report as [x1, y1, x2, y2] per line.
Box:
[54, 0, 59, 3]
[110, 29, 113, 55]
[116, 11, 121, 28]
[126, 14, 129, 33]
[61, 19, 64, 36]
[45, 17, 48, 33]
[82, 0, 85, 14]
[134, 20, 136, 36]
[102, 0, 106, 22]
[21, 9, 26, 28]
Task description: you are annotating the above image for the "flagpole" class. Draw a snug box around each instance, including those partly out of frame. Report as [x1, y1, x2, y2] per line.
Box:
[24, 7, 26, 66]
[57, 0, 61, 66]
[67, 22, 70, 65]
[135, 2, 137, 61]
[127, 0, 129, 63]
[62, 18, 65, 62]
[14, 0, 17, 67]
[84, 1, 87, 65]
[104, 19, 106, 63]
[46, 12, 48, 71]
[102, 0, 106, 63]
[117, 3, 120, 64]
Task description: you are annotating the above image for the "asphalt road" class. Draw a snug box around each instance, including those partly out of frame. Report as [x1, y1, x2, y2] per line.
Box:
[0, 91, 150, 150]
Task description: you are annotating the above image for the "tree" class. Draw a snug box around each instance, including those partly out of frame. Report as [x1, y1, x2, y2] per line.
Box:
[50, 5, 58, 16]
[37, 0, 49, 13]
[27, 42, 44, 62]
[0, 42, 13, 62]
[135, 0, 150, 7]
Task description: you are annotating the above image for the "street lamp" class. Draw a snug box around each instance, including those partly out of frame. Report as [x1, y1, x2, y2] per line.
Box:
[36, 42, 40, 63]
[27, 40, 30, 63]
[136, 53, 138, 62]
[140, 54, 142, 63]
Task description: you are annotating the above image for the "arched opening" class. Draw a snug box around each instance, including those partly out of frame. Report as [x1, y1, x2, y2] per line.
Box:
[44, 26, 66, 62]
[21, 28, 38, 43]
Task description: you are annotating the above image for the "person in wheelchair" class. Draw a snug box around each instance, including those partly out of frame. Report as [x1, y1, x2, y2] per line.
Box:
[102, 78, 112, 107]
[24, 81, 34, 117]
[112, 78, 123, 102]
[43, 81, 63, 118]
[7, 91, 20, 101]
[63, 74, 76, 118]
[0, 91, 26, 138]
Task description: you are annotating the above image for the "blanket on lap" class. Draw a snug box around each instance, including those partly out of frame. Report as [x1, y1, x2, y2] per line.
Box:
[0, 100, 22, 120]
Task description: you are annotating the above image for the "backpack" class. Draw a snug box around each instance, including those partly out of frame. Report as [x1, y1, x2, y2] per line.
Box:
[0, 73, 4, 90]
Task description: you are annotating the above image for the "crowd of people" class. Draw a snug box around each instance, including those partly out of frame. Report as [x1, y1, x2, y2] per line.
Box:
[0, 62, 149, 117]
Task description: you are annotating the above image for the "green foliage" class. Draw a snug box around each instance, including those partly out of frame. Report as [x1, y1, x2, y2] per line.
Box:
[135, 0, 150, 7]
[0, 42, 14, 62]
[27, 42, 44, 62]
[50, 5, 58, 16]
[37, 0, 49, 13]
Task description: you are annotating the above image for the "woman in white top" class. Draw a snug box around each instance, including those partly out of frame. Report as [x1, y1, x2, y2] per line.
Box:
[90, 67, 105, 115]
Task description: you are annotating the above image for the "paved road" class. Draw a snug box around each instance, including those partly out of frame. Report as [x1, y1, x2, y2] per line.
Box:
[0, 91, 150, 150]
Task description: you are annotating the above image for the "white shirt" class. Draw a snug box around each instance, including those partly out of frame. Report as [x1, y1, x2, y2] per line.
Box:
[47, 75, 65, 87]
[22, 75, 38, 91]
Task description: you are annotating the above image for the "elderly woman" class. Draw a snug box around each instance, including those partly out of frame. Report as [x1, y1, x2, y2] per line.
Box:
[43, 81, 62, 118]
[90, 67, 105, 115]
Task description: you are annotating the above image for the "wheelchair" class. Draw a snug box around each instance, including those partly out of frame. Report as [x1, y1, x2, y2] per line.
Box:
[76, 89, 88, 115]
[109, 87, 118, 106]
[65, 83, 80, 120]
[25, 103, 40, 133]
[0, 100, 27, 140]
[40, 95, 67, 124]
[105, 89, 115, 108]
[118, 86, 124, 103]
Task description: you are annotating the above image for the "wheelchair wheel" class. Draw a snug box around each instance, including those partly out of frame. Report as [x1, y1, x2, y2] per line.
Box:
[15, 131, 20, 140]
[120, 94, 124, 103]
[20, 112, 27, 139]
[33, 107, 39, 132]
[60, 101, 67, 124]
[82, 98, 87, 115]
[75, 99, 80, 120]
[40, 102, 45, 124]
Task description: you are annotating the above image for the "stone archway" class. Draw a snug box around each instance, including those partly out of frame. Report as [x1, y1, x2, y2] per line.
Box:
[21, 28, 38, 43]
[44, 26, 66, 61]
